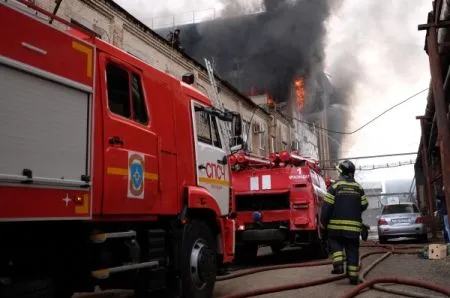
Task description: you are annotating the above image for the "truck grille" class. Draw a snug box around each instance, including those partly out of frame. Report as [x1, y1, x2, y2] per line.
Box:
[236, 193, 290, 211]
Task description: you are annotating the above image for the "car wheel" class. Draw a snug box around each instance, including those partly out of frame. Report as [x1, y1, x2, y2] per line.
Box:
[418, 234, 428, 243]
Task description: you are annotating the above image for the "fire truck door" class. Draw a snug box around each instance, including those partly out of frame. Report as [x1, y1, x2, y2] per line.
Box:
[192, 102, 230, 216]
[100, 54, 159, 214]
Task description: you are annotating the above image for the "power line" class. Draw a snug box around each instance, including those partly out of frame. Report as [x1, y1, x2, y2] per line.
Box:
[295, 88, 428, 135]
[322, 159, 415, 171]
[320, 152, 417, 163]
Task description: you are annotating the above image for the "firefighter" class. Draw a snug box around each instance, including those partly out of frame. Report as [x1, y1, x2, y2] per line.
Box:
[167, 28, 183, 51]
[320, 160, 368, 285]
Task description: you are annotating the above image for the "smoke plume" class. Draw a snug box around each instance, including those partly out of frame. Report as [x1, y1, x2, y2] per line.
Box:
[324, 0, 430, 160]
[156, 0, 352, 158]
[218, 0, 263, 17]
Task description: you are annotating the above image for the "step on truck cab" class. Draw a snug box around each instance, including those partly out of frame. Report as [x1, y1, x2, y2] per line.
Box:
[0, 1, 239, 297]
[229, 150, 329, 262]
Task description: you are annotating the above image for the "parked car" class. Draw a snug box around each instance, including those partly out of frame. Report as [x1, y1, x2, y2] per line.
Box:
[377, 202, 428, 244]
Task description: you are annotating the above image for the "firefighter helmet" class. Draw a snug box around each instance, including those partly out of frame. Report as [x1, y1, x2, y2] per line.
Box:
[337, 160, 355, 177]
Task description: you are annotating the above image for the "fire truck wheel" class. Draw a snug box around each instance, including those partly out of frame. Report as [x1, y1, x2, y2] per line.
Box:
[309, 221, 329, 259]
[0, 278, 55, 298]
[180, 220, 217, 298]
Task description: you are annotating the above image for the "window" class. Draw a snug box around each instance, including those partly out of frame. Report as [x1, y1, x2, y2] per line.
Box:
[106, 64, 130, 118]
[106, 63, 148, 125]
[259, 123, 266, 149]
[211, 116, 222, 148]
[194, 105, 223, 148]
[195, 107, 212, 144]
[382, 204, 419, 214]
[242, 120, 252, 151]
[131, 74, 148, 124]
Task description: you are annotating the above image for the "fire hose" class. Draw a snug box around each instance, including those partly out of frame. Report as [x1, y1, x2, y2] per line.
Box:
[217, 245, 450, 298]
[217, 250, 404, 298]
[216, 241, 419, 282]
[354, 252, 447, 298]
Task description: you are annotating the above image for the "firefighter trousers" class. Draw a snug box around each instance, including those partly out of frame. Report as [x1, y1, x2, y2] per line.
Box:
[328, 236, 360, 280]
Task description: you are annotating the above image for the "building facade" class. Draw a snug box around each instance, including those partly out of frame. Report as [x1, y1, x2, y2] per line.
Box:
[31, 0, 328, 163]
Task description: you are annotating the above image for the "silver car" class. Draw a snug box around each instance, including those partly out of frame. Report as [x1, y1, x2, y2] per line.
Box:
[377, 202, 428, 243]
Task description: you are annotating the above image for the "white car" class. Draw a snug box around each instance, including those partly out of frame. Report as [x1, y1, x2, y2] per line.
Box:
[377, 203, 428, 244]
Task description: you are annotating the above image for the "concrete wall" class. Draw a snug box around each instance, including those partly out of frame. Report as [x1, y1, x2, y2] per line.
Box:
[31, 0, 320, 159]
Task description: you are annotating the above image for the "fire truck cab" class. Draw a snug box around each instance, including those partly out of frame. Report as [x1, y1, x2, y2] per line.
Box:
[0, 1, 239, 297]
[229, 150, 329, 262]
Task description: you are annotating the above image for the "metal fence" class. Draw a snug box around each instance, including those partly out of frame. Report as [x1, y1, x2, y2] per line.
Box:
[147, 8, 217, 30]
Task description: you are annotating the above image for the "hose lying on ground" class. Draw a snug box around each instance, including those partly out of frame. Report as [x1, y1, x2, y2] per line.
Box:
[216, 259, 331, 281]
[217, 250, 400, 298]
[341, 277, 450, 298]
[218, 274, 345, 298]
[217, 242, 450, 298]
[360, 242, 425, 250]
[358, 252, 446, 298]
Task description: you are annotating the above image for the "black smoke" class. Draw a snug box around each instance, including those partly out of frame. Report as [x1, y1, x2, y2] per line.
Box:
[156, 0, 351, 158]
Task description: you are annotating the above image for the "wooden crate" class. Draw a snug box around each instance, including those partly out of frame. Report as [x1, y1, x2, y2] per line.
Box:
[428, 244, 448, 260]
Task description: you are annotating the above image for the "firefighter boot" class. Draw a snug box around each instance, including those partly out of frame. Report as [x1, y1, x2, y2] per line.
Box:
[349, 277, 361, 285]
[331, 264, 344, 274]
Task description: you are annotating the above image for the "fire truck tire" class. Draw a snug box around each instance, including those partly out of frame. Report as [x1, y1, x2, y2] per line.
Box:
[180, 220, 217, 298]
[309, 222, 329, 259]
[0, 278, 55, 298]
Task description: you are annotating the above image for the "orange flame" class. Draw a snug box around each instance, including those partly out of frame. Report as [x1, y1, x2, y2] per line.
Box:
[267, 95, 275, 108]
[294, 78, 305, 111]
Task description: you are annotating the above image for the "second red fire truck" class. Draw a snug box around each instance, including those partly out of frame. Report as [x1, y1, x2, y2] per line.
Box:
[229, 150, 330, 262]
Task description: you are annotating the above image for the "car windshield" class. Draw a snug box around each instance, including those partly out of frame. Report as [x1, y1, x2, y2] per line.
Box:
[382, 204, 418, 214]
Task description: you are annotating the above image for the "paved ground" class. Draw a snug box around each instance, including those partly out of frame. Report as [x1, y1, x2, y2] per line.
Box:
[213, 241, 450, 298]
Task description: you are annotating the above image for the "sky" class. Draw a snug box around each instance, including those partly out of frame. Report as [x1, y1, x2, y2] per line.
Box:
[324, 0, 431, 184]
[114, 0, 433, 185]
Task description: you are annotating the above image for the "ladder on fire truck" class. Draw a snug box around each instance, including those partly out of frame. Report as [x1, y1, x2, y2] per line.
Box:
[204, 58, 232, 154]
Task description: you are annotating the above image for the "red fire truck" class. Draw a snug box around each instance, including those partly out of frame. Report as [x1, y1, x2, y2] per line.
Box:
[0, 1, 239, 297]
[229, 150, 329, 262]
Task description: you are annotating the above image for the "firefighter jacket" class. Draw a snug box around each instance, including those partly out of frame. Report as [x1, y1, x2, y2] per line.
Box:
[321, 177, 368, 238]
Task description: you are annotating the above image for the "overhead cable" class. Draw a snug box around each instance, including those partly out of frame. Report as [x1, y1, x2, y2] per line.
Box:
[295, 88, 428, 135]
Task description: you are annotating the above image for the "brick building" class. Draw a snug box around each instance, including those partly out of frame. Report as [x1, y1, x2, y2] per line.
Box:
[30, 0, 329, 162]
